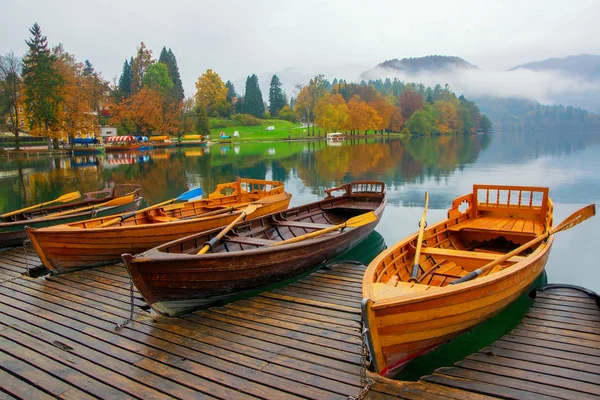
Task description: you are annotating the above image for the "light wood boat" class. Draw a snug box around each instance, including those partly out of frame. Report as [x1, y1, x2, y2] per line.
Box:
[122, 181, 387, 317]
[26, 178, 291, 274]
[0, 184, 142, 248]
[362, 185, 554, 377]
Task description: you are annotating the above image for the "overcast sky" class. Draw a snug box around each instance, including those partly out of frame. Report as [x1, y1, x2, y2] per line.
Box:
[2, 0, 600, 99]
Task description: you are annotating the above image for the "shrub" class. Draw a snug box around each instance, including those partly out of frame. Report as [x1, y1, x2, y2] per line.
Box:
[209, 119, 236, 129]
[279, 106, 298, 123]
[232, 113, 261, 126]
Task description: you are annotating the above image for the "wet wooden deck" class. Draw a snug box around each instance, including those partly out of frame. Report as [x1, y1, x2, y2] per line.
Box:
[0, 247, 598, 399]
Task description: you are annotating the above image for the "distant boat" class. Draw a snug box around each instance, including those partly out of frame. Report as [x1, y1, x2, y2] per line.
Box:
[104, 135, 143, 152]
[327, 132, 345, 141]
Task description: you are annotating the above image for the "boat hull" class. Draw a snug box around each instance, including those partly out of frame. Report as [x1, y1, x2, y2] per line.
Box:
[363, 241, 551, 377]
[125, 221, 377, 316]
[27, 191, 291, 273]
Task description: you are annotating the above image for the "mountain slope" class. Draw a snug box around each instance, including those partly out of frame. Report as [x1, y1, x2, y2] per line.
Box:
[510, 54, 600, 80]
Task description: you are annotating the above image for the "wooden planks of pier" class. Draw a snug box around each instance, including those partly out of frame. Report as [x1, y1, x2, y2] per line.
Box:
[0, 247, 598, 399]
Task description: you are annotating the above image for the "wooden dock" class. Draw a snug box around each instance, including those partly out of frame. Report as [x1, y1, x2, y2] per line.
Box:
[0, 247, 598, 399]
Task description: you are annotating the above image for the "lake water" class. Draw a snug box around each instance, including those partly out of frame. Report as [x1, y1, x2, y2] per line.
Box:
[2, 130, 599, 379]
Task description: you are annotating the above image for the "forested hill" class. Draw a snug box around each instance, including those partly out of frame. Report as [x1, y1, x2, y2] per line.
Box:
[374, 56, 476, 73]
[510, 54, 600, 80]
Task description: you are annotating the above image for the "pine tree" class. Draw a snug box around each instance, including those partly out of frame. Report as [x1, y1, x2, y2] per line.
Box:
[158, 47, 184, 103]
[22, 22, 64, 149]
[243, 74, 264, 117]
[268, 74, 285, 117]
[118, 59, 132, 98]
[225, 80, 237, 104]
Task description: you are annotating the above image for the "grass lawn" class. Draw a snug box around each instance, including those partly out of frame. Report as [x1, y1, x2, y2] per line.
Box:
[208, 119, 308, 141]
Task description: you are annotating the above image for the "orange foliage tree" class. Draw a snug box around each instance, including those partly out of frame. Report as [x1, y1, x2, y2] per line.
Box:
[368, 95, 396, 133]
[398, 90, 424, 120]
[110, 88, 163, 134]
[434, 99, 458, 134]
[314, 93, 349, 132]
[347, 95, 382, 134]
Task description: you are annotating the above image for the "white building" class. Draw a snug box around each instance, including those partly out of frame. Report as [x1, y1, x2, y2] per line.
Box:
[100, 126, 118, 138]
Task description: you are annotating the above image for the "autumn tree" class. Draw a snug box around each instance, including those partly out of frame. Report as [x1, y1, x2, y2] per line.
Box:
[158, 47, 184, 103]
[194, 69, 228, 117]
[53, 45, 100, 140]
[0, 52, 24, 149]
[314, 93, 348, 132]
[268, 74, 285, 116]
[278, 105, 297, 122]
[347, 95, 382, 134]
[130, 42, 153, 94]
[243, 74, 265, 118]
[294, 74, 327, 135]
[388, 109, 405, 133]
[22, 22, 64, 149]
[110, 88, 163, 134]
[433, 99, 458, 134]
[398, 89, 424, 120]
[369, 95, 396, 133]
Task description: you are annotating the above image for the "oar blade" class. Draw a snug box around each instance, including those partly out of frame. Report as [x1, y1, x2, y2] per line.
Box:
[346, 211, 378, 227]
[554, 204, 596, 233]
[176, 187, 203, 201]
[54, 191, 83, 203]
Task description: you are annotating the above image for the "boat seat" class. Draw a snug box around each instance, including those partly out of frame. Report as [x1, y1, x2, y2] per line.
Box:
[448, 216, 545, 236]
[420, 247, 526, 263]
[224, 236, 278, 246]
[273, 220, 333, 230]
[371, 282, 437, 300]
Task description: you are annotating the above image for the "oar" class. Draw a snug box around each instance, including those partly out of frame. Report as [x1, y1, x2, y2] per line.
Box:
[450, 203, 596, 285]
[2, 191, 81, 218]
[408, 191, 429, 283]
[197, 203, 261, 254]
[43, 194, 136, 218]
[270, 211, 378, 247]
[98, 187, 203, 228]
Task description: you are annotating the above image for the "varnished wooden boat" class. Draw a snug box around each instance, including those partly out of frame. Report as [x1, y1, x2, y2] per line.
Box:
[26, 178, 291, 274]
[362, 185, 556, 377]
[0, 184, 142, 248]
[122, 181, 387, 317]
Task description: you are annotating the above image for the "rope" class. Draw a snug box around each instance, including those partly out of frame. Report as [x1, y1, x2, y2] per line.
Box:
[348, 326, 374, 399]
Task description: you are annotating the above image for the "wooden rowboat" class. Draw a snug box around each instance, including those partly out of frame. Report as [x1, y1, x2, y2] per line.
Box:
[0, 184, 142, 248]
[122, 181, 387, 317]
[362, 185, 558, 377]
[26, 178, 291, 274]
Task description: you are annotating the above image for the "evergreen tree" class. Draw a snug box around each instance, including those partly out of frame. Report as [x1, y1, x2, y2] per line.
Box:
[225, 80, 237, 104]
[22, 22, 64, 149]
[243, 74, 264, 117]
[83, 60, 94, 77]
[158, 47, 184, 102]
[118, 59, 132, 98]
[195, 106, 210, 135]
[268, 74, 285, 116]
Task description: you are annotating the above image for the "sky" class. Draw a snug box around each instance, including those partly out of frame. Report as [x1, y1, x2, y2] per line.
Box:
[2, 0, 600, 103]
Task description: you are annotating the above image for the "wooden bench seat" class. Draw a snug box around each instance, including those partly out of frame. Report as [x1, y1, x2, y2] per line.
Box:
[273, 220, 333, 230]
[447, 216, 545, 236]
[224, 236, 278, 246]
[421, 247, 526, 263]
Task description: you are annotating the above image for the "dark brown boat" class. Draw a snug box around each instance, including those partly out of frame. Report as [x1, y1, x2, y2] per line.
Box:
[122, 181, 387, 317]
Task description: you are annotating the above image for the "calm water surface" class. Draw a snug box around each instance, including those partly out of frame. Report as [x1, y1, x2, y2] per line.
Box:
[2, 129, 599, 378]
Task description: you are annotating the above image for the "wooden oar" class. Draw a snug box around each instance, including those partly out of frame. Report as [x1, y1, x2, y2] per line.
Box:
[197, 203, 261, 254]
[43, 194, 136, 218]
[98, 187, 204, 228]
[408, 191, 429, 283]
[2, 191, 81, 218]
[270, 211, 378, 247]
[450, 203, 596, 285]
